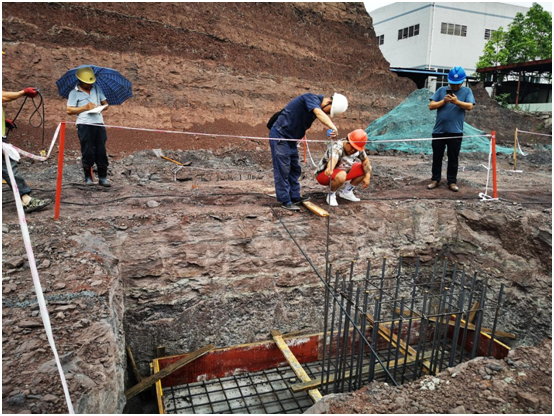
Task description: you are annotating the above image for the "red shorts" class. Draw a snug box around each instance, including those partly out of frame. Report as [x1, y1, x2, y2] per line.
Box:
[316, 162, 364, 186]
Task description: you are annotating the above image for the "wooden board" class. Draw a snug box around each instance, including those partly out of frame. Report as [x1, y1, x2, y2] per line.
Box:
[125, 344, 214, 399]
[271, 330, 322, 403]
[302, 201, 329, 217]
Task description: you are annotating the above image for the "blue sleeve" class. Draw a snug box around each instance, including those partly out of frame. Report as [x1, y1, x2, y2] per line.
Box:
[464, 88, 476, 105]
[304, 93, 322, 113]
[67, 90, 77, 107]
[430, 87, 444, 102]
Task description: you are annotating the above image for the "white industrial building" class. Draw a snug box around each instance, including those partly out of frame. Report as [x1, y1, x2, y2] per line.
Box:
[370, 2, 529, 90]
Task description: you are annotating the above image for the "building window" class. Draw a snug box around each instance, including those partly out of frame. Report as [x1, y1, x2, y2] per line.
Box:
[441, 22, 467, 37]
[484, 29, 496, 40]
[397, 24, 420, 40]
[377, 34, 384, 45]
[436, 69, 450, 89]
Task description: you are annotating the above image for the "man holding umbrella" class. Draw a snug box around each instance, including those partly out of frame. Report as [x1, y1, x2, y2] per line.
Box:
[66, 67, 111, 187]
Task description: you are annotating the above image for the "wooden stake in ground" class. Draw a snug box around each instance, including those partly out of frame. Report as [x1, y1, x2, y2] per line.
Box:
[125, 344, 214, 400]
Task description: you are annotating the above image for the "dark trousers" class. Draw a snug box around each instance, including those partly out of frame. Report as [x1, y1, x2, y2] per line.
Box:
[431, 133, 463, 185]
[77, 124, 109, 169]
[2, 138, 31, 196]
[269, 127, 302, 204]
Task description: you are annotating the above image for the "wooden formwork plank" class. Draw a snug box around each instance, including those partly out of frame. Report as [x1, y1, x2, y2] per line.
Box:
[467, 301, 480, 323]
[394, 308, 516, 340]
[365, 313, 418, 357]
[126, 344, 214, 400]
[291, 350, 434, 392]
[271, 330, 322, 403]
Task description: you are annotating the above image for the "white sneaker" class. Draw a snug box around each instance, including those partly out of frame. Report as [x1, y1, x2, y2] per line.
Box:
[326, 193, 338, 207]
[339, 189, 360, 202]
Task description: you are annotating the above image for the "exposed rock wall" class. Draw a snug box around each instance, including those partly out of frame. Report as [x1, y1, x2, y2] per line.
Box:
[2, 2, 415, 139]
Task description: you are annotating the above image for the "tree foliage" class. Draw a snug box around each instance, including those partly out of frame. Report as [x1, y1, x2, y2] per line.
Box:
[476, 3, 552, 71]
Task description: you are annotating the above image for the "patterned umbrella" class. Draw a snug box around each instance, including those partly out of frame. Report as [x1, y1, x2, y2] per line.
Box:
[55, 65, 133, 105]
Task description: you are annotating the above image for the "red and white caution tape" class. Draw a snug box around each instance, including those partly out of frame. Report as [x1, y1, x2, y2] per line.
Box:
[7, 123, 62, 161]
[63, 121, 492, 145]
[2, 143, 75, 414]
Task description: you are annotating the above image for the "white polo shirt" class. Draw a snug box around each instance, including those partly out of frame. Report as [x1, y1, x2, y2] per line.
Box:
[67, 84, 106, 125]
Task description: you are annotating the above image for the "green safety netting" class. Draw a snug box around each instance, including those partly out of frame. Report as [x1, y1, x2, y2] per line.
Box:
[364, 89, 512, 154]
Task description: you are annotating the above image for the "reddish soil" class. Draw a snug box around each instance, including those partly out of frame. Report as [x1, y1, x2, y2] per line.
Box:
[2, 2, 551, 414]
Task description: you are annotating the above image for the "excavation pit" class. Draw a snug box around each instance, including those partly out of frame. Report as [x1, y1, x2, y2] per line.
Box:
[148, 257, 510, 414]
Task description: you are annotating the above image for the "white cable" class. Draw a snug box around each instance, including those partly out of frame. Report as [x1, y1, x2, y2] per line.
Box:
[516, 130, 552, 137]
[2, 143, 75, 414]
[304, 136, 318, 168]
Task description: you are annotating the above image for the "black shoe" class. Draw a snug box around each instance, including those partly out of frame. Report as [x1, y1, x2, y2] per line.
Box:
[281, 202, 301, 212]
[83, 167, 94, 185]
[292, 196, 310, 205]
[97, 166, 111, 188]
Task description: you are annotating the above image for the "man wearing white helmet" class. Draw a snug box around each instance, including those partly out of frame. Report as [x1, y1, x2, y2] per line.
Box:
[269, 93, 348, 211]
[66, 67, 111, 187]
[428, 66, 475, 192]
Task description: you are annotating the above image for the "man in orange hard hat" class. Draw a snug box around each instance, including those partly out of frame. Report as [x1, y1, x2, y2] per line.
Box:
[315, 129, 372, 207]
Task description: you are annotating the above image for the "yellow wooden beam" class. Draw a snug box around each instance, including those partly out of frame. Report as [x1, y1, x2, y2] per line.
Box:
[271, 330, 322, 403]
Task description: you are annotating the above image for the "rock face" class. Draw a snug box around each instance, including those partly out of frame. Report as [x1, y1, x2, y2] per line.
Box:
[2, 2, 415, 140]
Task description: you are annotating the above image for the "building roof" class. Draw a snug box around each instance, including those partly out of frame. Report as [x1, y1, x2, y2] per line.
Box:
[476, 58, 552, 74]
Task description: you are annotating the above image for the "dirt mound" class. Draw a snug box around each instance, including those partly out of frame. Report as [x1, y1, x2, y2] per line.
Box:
[466, 84, 552, 146]
[307, 339, 552, 414]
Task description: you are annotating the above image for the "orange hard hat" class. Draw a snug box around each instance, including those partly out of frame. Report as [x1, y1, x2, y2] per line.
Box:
[347, 129, 367, 151]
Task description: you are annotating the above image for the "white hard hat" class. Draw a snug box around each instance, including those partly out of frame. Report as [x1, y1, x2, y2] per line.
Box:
[330, 93, 348, 117]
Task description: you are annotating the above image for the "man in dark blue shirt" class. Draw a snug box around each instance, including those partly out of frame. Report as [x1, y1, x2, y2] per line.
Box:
[428, 67, 475, 192]
[269, 93, 348, 211]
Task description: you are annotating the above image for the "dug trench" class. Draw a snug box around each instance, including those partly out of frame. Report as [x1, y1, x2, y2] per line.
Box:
[1, 145, 551, 414]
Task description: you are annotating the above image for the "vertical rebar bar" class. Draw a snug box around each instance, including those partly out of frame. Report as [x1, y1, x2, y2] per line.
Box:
[449, 288, 466, 367]
[348, 286, 361, 392]
[459, 272, 478, 365]
[355, 260, 371, 389]
[430, 288, 449, 374]
[414, 292, 429, 378]
[438, 265, 458, 372]
[385, 272, 402, 369]
[392, 297, 405, 380]
[401, 258, 419, 383]
[320, 263, 333, 389]
[338, 281, 354, 392]
[487, 284, 504, 357]
[470, 279, 488, 359]
[332, 276, 347, 393]
[325, 271, 340, 394]
[368, 296, 381, 383]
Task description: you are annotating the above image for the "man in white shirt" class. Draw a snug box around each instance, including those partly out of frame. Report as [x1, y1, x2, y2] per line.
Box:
[66, 67, 111, 187]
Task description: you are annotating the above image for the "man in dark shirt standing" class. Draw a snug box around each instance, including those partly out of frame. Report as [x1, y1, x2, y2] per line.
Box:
[428, 66, 475, 192]
[269, 93, 348, 211]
